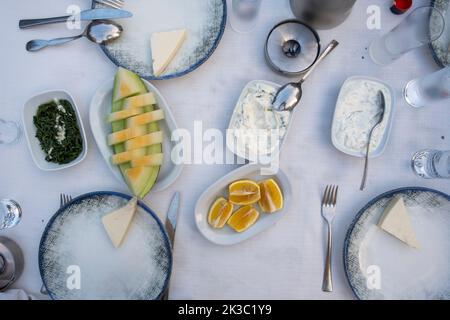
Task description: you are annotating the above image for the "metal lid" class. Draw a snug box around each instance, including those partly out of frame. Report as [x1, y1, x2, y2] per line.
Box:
[265, 19, 320, 76]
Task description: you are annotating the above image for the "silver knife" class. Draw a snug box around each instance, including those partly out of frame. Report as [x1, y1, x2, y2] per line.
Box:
[19, 8, 133, 29]
[165, 192, 180, 248]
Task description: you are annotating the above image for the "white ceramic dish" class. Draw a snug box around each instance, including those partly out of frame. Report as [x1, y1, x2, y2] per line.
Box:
[227, 80, 295, 162]
[89, 78, 183, 194]
[195, 164, 292, 245]
[331, 76, 396, 158]
[22, 90, 88, 171]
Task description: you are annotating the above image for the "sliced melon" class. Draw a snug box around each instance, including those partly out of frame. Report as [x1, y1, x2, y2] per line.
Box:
[111, 148, 147, 165]
[125, 131, 164, 151]
[112, 67, 147, 102]
[111, 68, 163, 198]
[131, 153, 164, 168]
[107, 125, 148, 146]
[126, 110, 165, 128]
[108, 107, 144, 123]
[123, 93, 156, 109]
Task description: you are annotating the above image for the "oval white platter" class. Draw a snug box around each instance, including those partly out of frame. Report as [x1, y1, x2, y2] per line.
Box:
[89, 78, 183, 194]
[195, 164, 292, 245]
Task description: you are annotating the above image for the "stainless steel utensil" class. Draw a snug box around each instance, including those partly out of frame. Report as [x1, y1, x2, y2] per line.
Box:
[19, 8, 132, 29]
[26, 20, 123, 52]
[162, 192, 180, 300]
[40, 194, 73, 295]
[0, 237, 24, 292]
[321, 185, 338, 292]
[94, 0, 125, 9]
[272, 40, 339, 111]
[360, 91, 386, 191]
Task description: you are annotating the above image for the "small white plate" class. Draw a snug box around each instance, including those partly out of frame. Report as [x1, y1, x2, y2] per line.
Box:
[89, 78, 183, 194]
[331, 76, 396, 158]
[22, 90, 88, 171]
[226, 80, 294, 162]
[195, 164, 292, 245]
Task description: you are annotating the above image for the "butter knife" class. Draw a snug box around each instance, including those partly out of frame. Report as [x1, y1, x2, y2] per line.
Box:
[165, 192, 180, 248]
[19, 8, 133, 29]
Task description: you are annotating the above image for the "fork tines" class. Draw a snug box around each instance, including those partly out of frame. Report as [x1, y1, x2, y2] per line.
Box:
[322, 185, 338, 206]
[60, 194, 73, 207]
[94, 0, 124, 9]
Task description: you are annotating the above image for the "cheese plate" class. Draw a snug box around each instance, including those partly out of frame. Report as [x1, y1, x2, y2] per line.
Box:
[344, 187, 450, 300]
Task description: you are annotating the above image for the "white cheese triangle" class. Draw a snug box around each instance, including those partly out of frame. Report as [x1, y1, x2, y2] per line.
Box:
[378, 196, 420, 249]
[102, 197, 138, 248]
[151, 29, 187, 76]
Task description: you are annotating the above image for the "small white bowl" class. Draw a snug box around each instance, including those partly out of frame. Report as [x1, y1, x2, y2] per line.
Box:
[22, 90, 88, 171]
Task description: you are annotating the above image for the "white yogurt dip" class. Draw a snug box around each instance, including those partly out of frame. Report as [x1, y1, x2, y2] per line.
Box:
[228, 81, 291, 160]
[332, 78, 392, 155]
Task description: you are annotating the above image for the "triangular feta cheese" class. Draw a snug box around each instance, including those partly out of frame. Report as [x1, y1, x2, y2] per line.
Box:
[102, 197, 138, 248]
[151, 29, 187, 76]
[378, 196, 420, 249]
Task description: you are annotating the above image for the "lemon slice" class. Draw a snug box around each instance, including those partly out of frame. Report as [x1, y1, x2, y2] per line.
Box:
[258, 179, 284, 213]
[208, 197, 234, 229]
[228, 180, 261, 205]
[227, 205, 260, 233]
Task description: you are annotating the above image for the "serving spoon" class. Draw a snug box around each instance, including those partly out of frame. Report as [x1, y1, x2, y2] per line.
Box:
[272, 40, 339, 111]
[26, 20, 122, 52]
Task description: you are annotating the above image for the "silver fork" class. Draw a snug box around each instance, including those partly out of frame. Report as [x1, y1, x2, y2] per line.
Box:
[94, 0, 124, 9]
[321, 185, 338, 292]
[40, 194, 73, 295]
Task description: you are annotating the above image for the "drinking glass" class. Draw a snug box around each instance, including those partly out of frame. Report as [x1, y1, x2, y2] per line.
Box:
[369, 6, 445, 66]
[404, 67, 450, 108]
[230, 0, 263, 33]
[412, 149, 450, 179]
[0, 199, 22, 230]
[0, 119, 21, 145]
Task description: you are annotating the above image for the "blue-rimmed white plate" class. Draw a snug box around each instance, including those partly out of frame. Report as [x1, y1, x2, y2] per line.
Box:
[430, 0, 450, 67]
[39, 191, 172, 300]
[92, 0, 227, 80]
[344, 187, 450, 300]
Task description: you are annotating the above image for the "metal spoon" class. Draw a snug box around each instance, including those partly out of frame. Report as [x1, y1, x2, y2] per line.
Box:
[272, 40, 339, 111]
[26, 19, 122, 52]
[360, 91, 386, 191]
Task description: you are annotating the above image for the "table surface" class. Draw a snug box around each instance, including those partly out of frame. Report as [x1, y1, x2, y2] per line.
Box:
[1, 0, 449, 300]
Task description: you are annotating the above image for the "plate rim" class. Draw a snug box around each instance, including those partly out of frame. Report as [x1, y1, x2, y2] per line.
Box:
[343, 186, 450, 300]
[429, 0, 449, 68]
[38, 191, 173, 300]
[92, 0, 228, 80]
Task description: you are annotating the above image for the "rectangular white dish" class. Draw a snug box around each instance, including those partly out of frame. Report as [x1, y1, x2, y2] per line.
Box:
[22, 90, 88, 171]
[331, 76, 396, 158]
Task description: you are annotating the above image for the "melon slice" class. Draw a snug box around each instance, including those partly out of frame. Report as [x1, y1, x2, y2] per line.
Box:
[111, 68, 163, 198]
[131, 153, 164, 168]
[107, 125, 148, 146]
[151, 29, 187, 76]
[108, 108, 144, 123]
[112, 67, 147, 102]
[123, 93, 156, 109]
[111, 148, 147, 165]
[126, 110, 165, 128]
[125, 131, 164, 151]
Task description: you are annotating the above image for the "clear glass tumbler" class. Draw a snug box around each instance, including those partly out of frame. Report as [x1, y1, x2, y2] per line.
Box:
[0, 199, 22, 230]
[412, 149, 450, 179]
[369, 6, 445, 66]
[230, 0, 263, 33]
[0, 119, 21, 145]
[404, 67, 450, 108]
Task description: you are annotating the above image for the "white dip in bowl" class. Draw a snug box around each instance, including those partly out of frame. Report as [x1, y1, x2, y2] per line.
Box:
[331, 76, 395, 158]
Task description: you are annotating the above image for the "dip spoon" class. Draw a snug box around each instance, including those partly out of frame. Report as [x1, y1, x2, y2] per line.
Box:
[360, 91, 386, 191]
[272, 40, 339, 111]
[26, 20, 122, 52]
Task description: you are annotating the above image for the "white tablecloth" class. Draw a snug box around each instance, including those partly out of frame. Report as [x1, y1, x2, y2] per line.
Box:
[1, 0, 449, 300]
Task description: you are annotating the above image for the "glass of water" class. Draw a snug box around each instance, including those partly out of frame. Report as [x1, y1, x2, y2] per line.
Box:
[0, 199, 22, 230]
[230, 0, 263, 33]
[404, 67, 450, 108]
[369, 6, 445, 66]
[0, 119, 21, 145]
[412, 149, 450, 179]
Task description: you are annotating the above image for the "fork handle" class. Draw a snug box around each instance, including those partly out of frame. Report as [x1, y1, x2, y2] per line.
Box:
[322, 222, 333, 292]
[19, 15, 70, 29]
